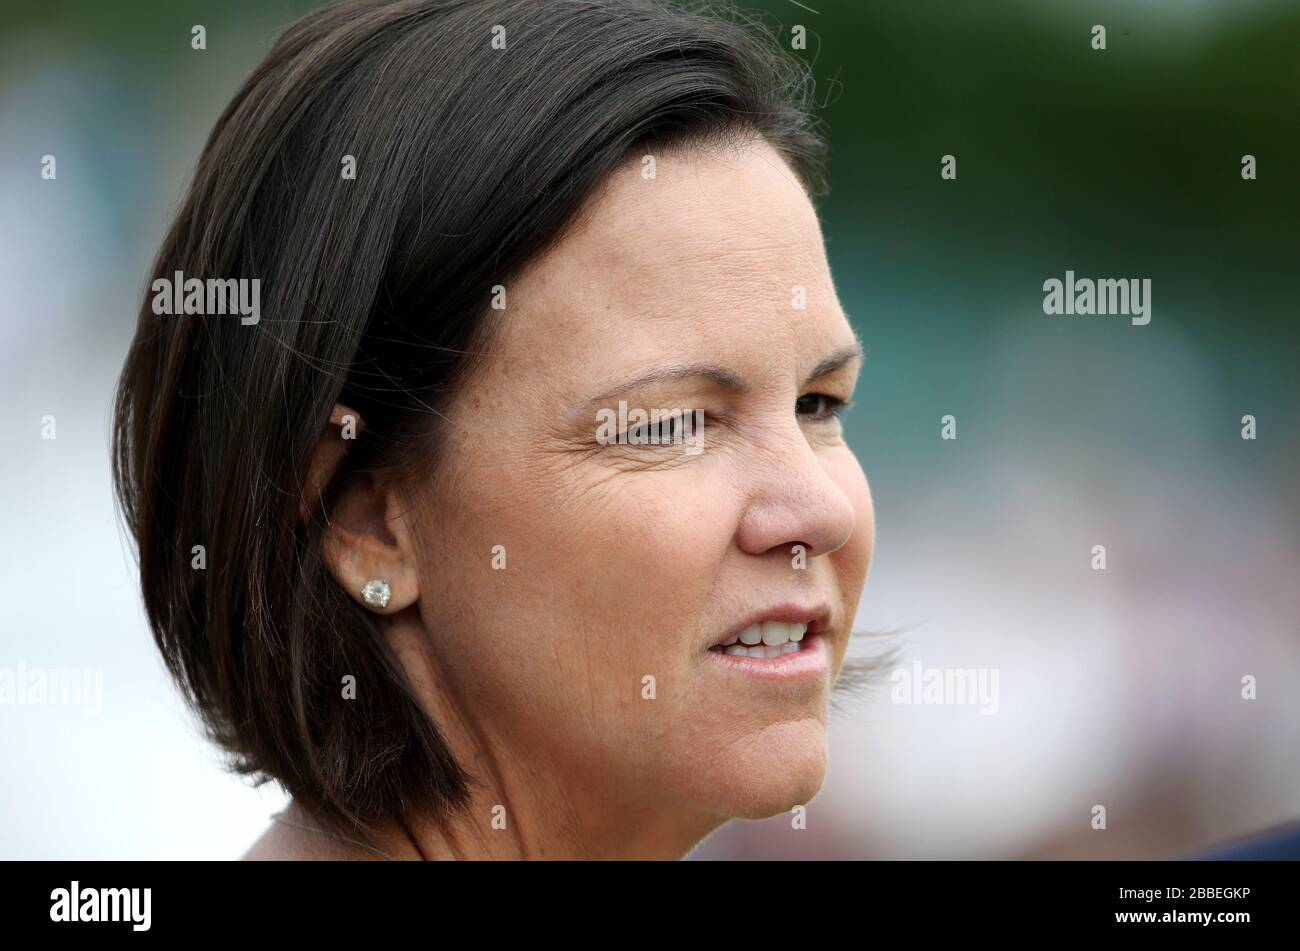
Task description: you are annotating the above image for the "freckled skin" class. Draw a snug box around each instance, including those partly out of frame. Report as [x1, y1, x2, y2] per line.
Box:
[272, 139, 875, 860]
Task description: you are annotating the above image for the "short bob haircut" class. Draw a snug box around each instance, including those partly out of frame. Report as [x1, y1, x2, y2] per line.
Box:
[113, 0, 829, 836]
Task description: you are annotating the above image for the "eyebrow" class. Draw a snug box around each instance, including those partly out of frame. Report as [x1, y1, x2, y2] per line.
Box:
[808, 335, 865, 382]
[583, 333, 864, 407]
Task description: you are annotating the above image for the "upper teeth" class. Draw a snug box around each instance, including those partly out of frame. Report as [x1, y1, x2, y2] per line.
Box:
[718, 620, 807, 649]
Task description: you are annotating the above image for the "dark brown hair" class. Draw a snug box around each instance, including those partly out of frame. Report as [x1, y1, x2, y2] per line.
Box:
[112, 0, 828, 836]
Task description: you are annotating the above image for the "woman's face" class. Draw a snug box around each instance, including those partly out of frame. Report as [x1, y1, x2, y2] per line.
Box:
[405, 139, 873, 849]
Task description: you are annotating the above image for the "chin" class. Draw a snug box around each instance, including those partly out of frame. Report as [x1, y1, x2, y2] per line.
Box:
[692, 720, 831, 821]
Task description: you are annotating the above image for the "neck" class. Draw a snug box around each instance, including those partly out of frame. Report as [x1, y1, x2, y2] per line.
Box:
[322, 620, 727, 859]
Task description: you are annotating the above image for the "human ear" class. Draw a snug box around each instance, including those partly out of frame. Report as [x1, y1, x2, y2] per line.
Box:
[304, 403, 420, 614]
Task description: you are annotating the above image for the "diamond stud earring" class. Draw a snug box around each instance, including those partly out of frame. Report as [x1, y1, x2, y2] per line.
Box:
[360, 579, 391, 611]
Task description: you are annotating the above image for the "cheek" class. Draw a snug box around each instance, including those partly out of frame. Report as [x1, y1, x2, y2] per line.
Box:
[827, 447, 875, 591]
[552, 471, 731, 652]
[415, 447, 733, 754]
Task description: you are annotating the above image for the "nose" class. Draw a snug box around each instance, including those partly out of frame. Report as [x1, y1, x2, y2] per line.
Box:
[733, 422, 857, 561]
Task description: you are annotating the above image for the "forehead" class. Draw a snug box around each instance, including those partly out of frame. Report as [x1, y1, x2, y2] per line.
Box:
[490, 139, 842, 379]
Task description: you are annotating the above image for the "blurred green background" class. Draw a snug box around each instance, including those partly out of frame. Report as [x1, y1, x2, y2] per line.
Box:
[1, 0, 1296, 859]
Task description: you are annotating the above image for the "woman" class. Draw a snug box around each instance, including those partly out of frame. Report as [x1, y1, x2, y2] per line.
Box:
[112, 0, 874, 860]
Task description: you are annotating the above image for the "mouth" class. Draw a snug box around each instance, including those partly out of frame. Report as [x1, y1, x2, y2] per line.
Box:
[708, 619, 812, 658]
[703, 606, 833, 679]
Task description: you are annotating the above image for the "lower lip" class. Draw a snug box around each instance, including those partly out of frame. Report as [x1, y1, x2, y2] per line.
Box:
[702, 633, 829, 681]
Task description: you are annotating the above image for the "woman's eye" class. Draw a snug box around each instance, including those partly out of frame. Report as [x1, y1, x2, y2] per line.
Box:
[629, 414, 681, 442]
[795, 393, 848, 421]
[615, 410, 706, 448]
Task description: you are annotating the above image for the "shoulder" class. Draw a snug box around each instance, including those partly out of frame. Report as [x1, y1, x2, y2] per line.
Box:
[241, 811, 378, 861]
